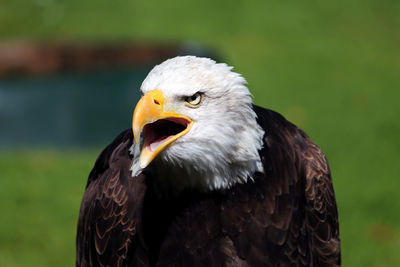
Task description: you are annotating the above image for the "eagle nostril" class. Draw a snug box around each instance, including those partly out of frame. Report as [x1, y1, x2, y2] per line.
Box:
[154, 99, 160, 105]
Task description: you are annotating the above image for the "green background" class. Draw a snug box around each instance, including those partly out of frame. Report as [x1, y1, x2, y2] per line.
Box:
[1, 0, 400, 266]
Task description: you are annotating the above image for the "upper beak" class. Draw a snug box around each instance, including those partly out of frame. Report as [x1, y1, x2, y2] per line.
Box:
[132, 90, 193, 168]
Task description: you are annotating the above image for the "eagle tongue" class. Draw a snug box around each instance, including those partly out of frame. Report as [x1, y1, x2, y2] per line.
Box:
[149, 135, 173, 152]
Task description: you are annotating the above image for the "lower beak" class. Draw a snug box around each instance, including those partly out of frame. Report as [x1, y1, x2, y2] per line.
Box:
[132, 90, 193, 168]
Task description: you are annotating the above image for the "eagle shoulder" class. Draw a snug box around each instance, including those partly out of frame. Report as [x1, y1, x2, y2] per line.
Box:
[76, 130, 148, 266]
[253, 105, 340, 265]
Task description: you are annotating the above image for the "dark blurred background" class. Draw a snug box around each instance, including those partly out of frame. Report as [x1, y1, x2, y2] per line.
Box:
[0, 1, 399, 266]
[0, 42, 216, 148]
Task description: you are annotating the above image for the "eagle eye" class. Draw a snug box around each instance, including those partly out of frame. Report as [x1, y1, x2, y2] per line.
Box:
[184, 92, 203, 107]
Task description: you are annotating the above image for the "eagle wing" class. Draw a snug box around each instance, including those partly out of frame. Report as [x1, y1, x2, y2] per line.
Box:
[76, 130, 147, 266]
[303, 138, 341, 266]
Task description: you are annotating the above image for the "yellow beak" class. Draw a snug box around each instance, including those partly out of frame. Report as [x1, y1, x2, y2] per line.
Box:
[132, 90, 193, 168]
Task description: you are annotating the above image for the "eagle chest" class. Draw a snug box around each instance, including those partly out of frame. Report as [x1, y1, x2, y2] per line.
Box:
[142, 178, 310, 266]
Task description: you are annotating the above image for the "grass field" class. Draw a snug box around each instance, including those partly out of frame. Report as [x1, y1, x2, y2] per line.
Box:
[1, 0, 400, 266]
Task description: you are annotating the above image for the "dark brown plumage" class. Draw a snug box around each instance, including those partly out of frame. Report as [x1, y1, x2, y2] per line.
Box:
[76, 105, 340, 266]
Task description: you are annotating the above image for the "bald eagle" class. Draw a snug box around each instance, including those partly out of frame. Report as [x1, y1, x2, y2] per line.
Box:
[76, 56, 340, 266]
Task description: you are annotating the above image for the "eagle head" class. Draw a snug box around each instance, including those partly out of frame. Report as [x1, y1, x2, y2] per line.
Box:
[131, 56, 264, 191]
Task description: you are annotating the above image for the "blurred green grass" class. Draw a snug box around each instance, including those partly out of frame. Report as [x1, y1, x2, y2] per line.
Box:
[1, 0, 400, 266]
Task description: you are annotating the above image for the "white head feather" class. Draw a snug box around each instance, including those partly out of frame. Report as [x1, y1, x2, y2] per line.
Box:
[130, 56, 264, 192]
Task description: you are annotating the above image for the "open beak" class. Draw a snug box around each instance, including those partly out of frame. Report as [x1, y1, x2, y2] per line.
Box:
[132, 90, 193, 168]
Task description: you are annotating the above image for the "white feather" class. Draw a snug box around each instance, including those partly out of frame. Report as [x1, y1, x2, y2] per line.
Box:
[130, 56, 264, 192]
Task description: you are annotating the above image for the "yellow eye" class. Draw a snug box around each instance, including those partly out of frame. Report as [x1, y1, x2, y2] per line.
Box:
[185, 92, 203, 107]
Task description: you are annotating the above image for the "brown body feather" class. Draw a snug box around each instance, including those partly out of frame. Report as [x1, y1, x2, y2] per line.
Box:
[76, 105, 340, 266]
